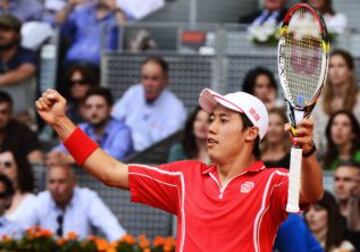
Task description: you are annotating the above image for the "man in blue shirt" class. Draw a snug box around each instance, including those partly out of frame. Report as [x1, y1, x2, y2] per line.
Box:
[112, 56, 187, 151]
[0, 173, 22, 238]
[47, 87, 134, 165]
[61, 0, 128, 66]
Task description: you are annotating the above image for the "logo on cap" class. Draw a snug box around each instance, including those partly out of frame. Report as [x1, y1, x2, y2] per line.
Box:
[240, 181, 255, 193]
[249, 108, 260, 121]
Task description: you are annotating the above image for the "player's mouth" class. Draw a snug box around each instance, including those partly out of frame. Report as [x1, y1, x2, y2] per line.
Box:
[207, 137, 218, 146]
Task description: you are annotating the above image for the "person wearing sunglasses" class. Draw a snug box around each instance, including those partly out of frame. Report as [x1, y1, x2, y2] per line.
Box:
[65, 64, 99, 124]
[0, 150, 35, 230]
[0, 173, 23, 238]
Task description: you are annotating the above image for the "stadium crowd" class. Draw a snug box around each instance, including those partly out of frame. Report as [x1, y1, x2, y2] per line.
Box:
[0, 0, 357, 251]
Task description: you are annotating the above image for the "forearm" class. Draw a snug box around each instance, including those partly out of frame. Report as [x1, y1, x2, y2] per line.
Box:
[0, 66, 36, 86]
[300, 154, 324, 204]
[55, 4, 73, 25]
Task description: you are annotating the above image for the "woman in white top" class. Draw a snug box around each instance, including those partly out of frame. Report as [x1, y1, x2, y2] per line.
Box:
[305, 191, 355, 252]
[312, 49, 360, 155]
[0, 150, 36, 229]
[307, 0, 347, 34]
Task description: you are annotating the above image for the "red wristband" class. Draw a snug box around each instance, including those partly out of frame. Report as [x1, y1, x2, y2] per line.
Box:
[63, 127, 99, 166]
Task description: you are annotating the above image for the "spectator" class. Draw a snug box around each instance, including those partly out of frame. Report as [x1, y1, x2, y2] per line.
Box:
[312, 49, 360, 153]
[60, 0, 128, 66]
[112, 56, 187, 151]
[323, 110, 360, 170]
[26, 165, 126, 241]
[0, 150, 36, 230]
[64, 64, 99, 124]
[168, 106, 209, 163]
[48, 87, 133, 166]
[242, 66, 282, 110]
[0, 0, 44, 22]
[261, 108, 290, 168]
[0, 173, 22, 238]
[0, 91, 43, 163]
[333, 160, 360, 251]
[0, 14, 38, 124]
[274, 213, 323, 252]
[239, 0, 287, 25]
[304, 191, 355, 252]
[304, 0, 347, 34]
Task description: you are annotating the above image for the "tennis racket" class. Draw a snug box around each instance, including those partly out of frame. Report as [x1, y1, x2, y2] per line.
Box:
[277, 3, 330, 213]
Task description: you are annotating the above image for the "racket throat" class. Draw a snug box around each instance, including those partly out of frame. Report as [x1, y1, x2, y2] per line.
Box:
[286, 101, 305, 127]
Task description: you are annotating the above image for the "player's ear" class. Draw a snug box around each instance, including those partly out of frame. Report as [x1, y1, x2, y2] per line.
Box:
[245, 127, 259, 142]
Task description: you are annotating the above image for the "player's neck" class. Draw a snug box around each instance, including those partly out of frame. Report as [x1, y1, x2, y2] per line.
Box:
[217, 152, 257, 186]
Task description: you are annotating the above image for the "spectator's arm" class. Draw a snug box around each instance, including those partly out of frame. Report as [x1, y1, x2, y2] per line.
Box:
[0, 64, 36, 86]
[55, 2, 75, 25]
[104, 126, 133, 160]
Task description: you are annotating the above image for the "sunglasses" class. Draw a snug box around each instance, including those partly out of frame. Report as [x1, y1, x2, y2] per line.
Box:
[0, 161, 14, 168]
[70, 79, 88, 86]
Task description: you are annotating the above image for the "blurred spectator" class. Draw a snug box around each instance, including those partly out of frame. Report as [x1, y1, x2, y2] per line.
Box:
[112, 56, 187, 151]
[168, 106, 209, 163]
[323, 110, 360, 170]
[242, 66, 282, 110]
[0, 173, 22, 238]
[312, 49, 360, 153]
[0, 150, 36, 230]
[26, 165, 126, 241]
[239, 0, 287, 25]
[0, 0, 44, 22]
[261, 108, 290, 168]
[0, 91, 43, 163]
[0, 14, 38, 124]
[334, 160, 360, 251]
[60, 0, 128, 66]
[304, 191, 355, 252]
[65, 64, 99, 124]
[274, 213, 323, 252]
[304, 0, 347, 34]
[48, 87, 133, 166]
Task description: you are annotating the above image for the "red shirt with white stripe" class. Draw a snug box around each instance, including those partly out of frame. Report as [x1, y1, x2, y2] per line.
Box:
[128, 160, 289, 252]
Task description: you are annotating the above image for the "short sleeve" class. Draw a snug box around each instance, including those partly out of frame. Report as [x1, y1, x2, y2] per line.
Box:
[269, 170, 289, 222]
[128, 162, 193, 215]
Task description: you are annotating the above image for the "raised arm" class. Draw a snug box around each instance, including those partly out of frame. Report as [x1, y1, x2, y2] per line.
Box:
[286, 118, 324, 204]
[36, 89, 130, 189]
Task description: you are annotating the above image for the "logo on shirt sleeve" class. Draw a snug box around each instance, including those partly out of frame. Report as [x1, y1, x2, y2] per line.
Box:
[240, 181, 255, 193]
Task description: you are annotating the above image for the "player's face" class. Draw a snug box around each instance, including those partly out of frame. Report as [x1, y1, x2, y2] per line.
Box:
[84, 95, 111, 127]
[207, 106, 248, 164]
[330, 114, 354, 146]
[305, 204, 328, 233]
[264, 0, 286, 11]
[193, 109, 209, 141]
[265, 112, 286, 144]
[47, 167, 75, 206]
[334, 166, 360, 201]
[328, 55, 352, 87]
[141, 62, 168, 102]
[253, 74, 276, 105]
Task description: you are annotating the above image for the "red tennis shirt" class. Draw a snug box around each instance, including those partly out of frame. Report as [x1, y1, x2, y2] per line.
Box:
[128, 160, 289, 252]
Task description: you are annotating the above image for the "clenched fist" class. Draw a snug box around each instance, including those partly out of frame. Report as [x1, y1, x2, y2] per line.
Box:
[35, 89, 67, 125]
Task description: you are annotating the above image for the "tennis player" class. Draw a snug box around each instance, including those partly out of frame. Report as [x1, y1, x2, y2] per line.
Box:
[36, 88, 323, 252]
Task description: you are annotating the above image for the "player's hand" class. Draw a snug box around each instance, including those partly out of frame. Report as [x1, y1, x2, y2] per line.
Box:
[35, 89, 67, 125]
[285, 118, 315, 154]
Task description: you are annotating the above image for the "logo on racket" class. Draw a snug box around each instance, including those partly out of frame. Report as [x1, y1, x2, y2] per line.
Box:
[240, 181, 255, 193]
[291, 43, 320, 75]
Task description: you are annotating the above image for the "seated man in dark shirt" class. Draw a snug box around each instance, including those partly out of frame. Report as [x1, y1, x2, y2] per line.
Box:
[239, 0, 288, 25]
[0, 91, 43, 163]
[0, 14, 38, 123]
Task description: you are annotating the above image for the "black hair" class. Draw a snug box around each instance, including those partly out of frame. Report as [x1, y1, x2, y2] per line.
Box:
[0, 173, 14, 198]
[84, 87, 114, 106]
[239, 113, 261, 159]
[0, 91, 12, 107]
[65, 64, 99, 88]
[141, 56, 169, 76]
[242, 66, 278, 95]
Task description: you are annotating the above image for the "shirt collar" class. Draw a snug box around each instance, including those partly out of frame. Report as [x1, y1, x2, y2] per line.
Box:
[202, 161, 266, 176]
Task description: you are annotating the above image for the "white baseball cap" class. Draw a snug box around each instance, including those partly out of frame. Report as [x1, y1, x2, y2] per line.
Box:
[199, 88, 269, 140]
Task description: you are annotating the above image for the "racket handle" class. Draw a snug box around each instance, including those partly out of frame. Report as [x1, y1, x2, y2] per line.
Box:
[286, 147, 302, 213]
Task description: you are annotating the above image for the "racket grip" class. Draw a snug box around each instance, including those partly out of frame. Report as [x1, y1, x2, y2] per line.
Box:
[286, 147, 302, 213]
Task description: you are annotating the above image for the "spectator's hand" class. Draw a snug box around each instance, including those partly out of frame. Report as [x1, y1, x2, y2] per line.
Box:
[104, 0, 118, 10]
[36, 89, 67, 126]
[285, 118, 315, 155]
[46, 151, 74, 167]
